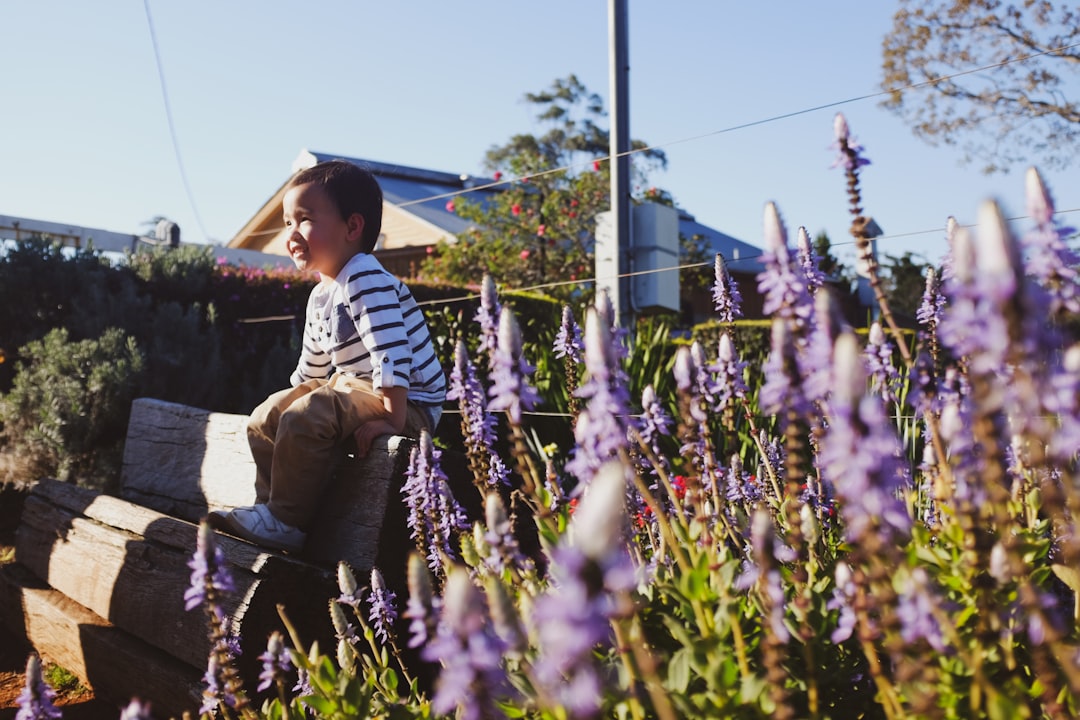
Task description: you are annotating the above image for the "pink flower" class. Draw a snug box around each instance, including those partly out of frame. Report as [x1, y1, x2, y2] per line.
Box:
[537, 225, 546, 237]
[445, 200, 456, 213]
[520, 250, 531, 260]
[426, 246, 435, 255]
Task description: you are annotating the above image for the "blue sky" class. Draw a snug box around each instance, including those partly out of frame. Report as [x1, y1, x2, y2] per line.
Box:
[2, 1, 1077, 275]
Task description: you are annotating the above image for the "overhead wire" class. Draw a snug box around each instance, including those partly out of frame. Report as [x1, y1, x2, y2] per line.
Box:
[392, 40, 1080, 210]
[217, 36, 1080, 320]
[143, 0, 211, 242]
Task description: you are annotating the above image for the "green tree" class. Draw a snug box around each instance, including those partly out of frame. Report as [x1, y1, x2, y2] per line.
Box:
[813, 231, 853, 286]
[424, 75, 708, 302]
[881, 251, 930, 322]
[881, 0, 1080, 173]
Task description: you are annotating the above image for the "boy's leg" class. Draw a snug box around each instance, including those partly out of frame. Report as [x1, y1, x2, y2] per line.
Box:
[248, 380, 324, 502]
[266, 376, 386, 529]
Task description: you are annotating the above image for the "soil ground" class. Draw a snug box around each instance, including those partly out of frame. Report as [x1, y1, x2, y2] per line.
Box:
[0, 485, 118, 720]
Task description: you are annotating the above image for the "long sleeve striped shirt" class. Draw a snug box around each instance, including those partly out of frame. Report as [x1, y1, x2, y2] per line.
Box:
[290, 253, 446, 407]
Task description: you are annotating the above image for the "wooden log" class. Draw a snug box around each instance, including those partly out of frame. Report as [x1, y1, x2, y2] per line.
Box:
[302, 435, 415, 570]
[118, 397, 419, 578]
[119, 398, 257, 518]
[0, 563, 203, 717]
[14, 479, 336, 680]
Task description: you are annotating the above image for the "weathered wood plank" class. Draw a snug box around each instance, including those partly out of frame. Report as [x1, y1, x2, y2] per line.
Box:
[303, 435, 415, 571]
[15, 479, 337, 674]
[0, 563, 203, 717]
[118, 397, 419, 577]
[119, 397, 257, 518]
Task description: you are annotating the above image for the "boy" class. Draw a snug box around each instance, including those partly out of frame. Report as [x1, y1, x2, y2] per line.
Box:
[210, 160, 446, 552]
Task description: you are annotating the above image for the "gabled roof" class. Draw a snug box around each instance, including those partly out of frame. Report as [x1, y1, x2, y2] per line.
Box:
[228, 150, 763, 272]
[298, 150, 501, 239]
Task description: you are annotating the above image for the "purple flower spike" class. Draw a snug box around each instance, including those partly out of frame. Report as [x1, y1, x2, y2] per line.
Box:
[487, 308, 541, 426]
[865, 322, 901, 405]
[367, 567, 399, 645]
[896, 568, 947, 653]
[448, 339, 508, 486]
[185, 520, 235, 611]
[831, 112, 871, 171]
[554, 305, 584, 364]
[757, 202, 813, 323]
[821, 334, 911, 545]
[566, 308, 633, 485]
[531, 463, 637, 718]
[475, 274, 502, 362]
[712, 253, 744, 323]
[256, 631, 293, 692]
[15, 655, 61, 720]
[119, 699, 154, 720]
[760, 321, 811, 421]
[796, 226, 826, 293]
[483, 492, 530, 575]
[710, 333, 748, 415]
[1022, 167, 1080, 315]
[423, 569, 515, 720]
[402, 430, 469, 575]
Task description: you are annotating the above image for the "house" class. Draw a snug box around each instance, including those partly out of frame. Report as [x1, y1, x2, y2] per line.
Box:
[228, 150, 765, 291]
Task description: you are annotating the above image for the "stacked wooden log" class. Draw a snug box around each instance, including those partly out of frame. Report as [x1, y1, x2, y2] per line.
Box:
[0, 397, 421, 717]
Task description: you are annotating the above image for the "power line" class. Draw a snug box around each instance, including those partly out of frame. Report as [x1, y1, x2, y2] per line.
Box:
[392, 41, 1080, 211]
[143, 0, 211, 242]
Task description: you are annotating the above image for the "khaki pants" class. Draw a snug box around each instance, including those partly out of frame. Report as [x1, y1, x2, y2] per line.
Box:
[247, 374, 431, 530]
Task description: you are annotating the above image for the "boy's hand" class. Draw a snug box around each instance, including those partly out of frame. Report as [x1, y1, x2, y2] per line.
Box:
[353, 418, 397, 458]
[353, 385, 408, 458]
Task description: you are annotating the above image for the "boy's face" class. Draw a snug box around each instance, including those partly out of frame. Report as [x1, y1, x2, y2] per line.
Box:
[282, 182, 364, 279]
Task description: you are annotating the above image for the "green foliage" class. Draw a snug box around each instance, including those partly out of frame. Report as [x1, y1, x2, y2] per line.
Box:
[881, 251, 930, 323]
[0, 327, 144, 489]
[423, 75, 704, 303]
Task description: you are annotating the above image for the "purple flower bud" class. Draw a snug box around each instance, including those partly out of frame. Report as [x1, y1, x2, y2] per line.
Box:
[424, 569, 515, 720]
[15, 655, 61, 720]
[186, 520, 235, 611]
[487, 308, 541, 426]
[712, 253, 744, 322]
[475, 274, 502, 361]
[256, 631, 293, 692]
[119, 699, 154, 720]
[554, 305, 584, 363]
[367, 568, 398, 644]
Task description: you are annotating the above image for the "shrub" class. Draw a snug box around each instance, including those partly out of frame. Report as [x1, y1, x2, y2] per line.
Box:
[0, 327, 144, 490]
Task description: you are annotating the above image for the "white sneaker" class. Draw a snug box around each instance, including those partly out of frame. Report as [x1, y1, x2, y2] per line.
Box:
[210, 504, 306, 553]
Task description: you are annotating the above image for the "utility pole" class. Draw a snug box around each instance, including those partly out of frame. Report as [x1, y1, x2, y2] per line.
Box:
[607, 0, 632, 328]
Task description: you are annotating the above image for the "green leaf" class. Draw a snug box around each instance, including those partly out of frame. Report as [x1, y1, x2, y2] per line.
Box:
[668, 648, 692, 692]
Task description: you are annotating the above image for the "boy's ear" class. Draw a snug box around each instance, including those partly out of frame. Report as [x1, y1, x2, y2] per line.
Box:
[346, 213, 366, 244]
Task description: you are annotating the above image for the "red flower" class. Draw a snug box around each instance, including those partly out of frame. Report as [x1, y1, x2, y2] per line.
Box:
[445, 200, 456, 213]
[671, 475, 688, 500]
[568, 211, 577, 219]
[511, 203, 521, 216]
[570, 199, 579, 207]
[592, 160, 601, 172]
[493, 171, 503, 181]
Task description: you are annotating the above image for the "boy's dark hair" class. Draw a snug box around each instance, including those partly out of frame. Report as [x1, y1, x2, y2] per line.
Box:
[288, 160, 384, 253]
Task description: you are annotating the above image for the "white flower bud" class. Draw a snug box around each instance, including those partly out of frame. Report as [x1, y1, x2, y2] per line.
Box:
[763, 202, 788, 255]
[832, 332, 865, 407]
[1025, 166, 1053, 225]
[572, 461, 628, 562]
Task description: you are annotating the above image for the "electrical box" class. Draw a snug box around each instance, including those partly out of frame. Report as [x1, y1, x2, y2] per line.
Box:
[632, 203, 680, 312]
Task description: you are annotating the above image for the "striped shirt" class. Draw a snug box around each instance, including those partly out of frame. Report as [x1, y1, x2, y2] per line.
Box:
[291, 253, 446, 407]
